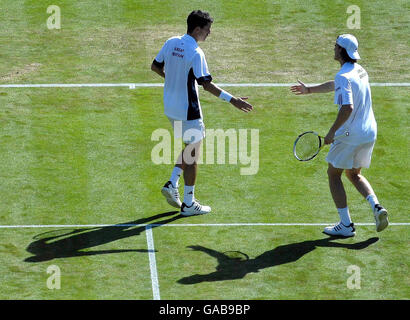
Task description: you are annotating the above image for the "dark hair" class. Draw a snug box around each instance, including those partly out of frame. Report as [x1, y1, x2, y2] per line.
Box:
[187, 10, 213, 34]
[338, 45, 357, 64]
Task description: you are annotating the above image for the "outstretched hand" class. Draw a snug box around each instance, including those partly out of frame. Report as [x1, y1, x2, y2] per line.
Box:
[290, 80, 309, 95]
[231, 97, 253, 113]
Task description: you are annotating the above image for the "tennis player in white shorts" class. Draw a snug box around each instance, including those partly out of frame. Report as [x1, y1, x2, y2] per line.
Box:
[291, 34, 388, 237]
[151, 10, 253, 216]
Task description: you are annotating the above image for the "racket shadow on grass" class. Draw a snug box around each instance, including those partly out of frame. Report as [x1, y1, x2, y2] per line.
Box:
[24, 211, 183, 262]
[177, 237, 379, 284]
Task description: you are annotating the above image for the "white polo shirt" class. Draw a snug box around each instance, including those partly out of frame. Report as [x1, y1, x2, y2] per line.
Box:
[334, 62, 377, 145]
[153, 34, 212, 121]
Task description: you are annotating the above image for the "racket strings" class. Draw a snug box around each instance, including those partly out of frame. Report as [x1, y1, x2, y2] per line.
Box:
[295, 133, 321, 160]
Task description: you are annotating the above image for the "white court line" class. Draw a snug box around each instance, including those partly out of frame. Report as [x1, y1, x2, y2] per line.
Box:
[0, 222, 409, 228]
[145, 225, 161, 301]
[0, 82, 410, 89]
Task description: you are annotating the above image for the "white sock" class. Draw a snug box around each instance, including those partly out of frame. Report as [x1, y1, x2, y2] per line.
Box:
[337, 207, 352, 226]
[169, 166, 183, 188]
[184, 185, 195, 206]
[366, 194, 379, 211]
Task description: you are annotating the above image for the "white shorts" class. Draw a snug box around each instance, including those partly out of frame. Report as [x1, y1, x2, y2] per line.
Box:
[326, 140, 375, 169]
[167, 117, 205, 145]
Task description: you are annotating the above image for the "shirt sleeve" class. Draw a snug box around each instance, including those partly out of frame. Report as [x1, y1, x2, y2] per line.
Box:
[334, 75, 353, 106]
[192, 51, 212, 84]
[153, 41, 167, 68]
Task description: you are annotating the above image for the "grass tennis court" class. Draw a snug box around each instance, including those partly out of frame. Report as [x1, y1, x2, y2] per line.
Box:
[0, 0, 409, 300]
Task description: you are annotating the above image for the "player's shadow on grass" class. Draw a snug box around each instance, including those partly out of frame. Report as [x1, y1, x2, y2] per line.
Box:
[24, 211, 183, 262]
[177, 237, 379, 284]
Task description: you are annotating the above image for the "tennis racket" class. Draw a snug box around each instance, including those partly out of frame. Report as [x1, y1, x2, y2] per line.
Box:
[293, 131, 347, 161]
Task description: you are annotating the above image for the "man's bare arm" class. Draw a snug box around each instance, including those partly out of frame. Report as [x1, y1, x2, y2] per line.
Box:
[202, 81, 253, 113]
[324, 104, 353, 144]
[291, 80, 335, 95]
[151, 61, 165, 78]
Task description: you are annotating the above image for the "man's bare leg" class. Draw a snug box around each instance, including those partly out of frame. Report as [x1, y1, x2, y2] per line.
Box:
[345, 167, 388, 232]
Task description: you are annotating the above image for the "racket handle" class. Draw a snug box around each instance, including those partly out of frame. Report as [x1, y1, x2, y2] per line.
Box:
[334, 132, 349, 140]
[318, 132, 348, 144]
[319, 132, 348, 140]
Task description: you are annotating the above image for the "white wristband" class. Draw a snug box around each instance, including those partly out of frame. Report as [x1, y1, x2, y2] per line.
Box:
[219, 90, 233, 102]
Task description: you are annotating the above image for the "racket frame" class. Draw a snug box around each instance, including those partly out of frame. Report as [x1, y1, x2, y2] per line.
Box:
[293, 131, 346, 161]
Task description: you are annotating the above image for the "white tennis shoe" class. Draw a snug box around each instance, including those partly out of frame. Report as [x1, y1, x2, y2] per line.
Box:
[161, 181, 182, 209]
[180, 200, 211, 216]
[323, 222, 356, 237]
[373, 204, 389, 232]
